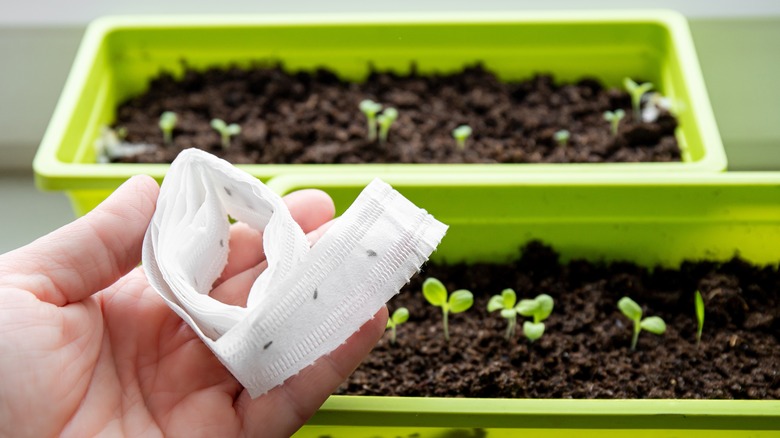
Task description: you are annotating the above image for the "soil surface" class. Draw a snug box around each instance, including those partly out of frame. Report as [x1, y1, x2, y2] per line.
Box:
[112, 64, 681, 164]
[338, 242, 780, 399]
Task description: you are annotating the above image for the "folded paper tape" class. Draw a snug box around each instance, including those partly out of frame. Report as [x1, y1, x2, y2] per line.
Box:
[142, 149, 447, 397]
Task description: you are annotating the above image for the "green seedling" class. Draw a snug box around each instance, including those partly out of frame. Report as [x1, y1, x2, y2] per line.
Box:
[159, 111, 177, 145]
[452, 125, 472, 150]
[210, 118, 241, 149]
[422, 277, 473, 342]
[603, 109, 625, 137]
[695, 290, 705, 346]
[553, 129, 570, 148]
[487, 288, 522, 340]
[385, 307, 409, 345]
[359, 99, 383, 141]
[116, 126, 128, 141]
[618, 296, 666, 351]
[624, 77, 654, 120]
[516, 294, 554, 342]
[377, 107, 399, 144]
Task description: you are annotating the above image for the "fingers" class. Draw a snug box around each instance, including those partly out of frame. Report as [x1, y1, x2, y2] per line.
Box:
[303, 219, 335, 247]
[210, 261, 266, 307]
[0, 175, 160, 306]
[235, 307, 388, 437]
[215, 222, 264, 285]
[210, 219, 335, 307]
[215, 189, 335, 285]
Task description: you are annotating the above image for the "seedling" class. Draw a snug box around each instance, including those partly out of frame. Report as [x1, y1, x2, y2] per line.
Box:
[517, 294, 554, 342]
[422, 277, 473, 342]
[385, 307, 409, 345]
[210, 118, 241, 149]
[695, 290, 705, 346]
[159, 111, 177, 145]
[377, 107, 399, 144]
[359, 99, 383, 141]
[487, 288, 521, 340]
[624, 77, 654, 120]
[452, 125, 472, 150]
[618, 296, 666, 351]
[553, 129, 570, 148]
[603, 109, 625, 137]
[116, 126, 128, 141]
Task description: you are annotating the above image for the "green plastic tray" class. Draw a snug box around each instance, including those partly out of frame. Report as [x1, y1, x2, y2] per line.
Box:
[264, 172, 780, 437]
[34, 11, 726, 216]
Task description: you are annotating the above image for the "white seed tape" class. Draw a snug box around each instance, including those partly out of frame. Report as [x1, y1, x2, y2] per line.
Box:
[142, 149, 448, 397]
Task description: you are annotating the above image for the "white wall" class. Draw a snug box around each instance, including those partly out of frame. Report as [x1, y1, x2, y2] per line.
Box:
[1, 0, 780, 170]
[0, 27, 84, 169]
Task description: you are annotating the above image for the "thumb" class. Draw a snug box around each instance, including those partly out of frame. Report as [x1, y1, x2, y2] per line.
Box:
[0, 175, 159, 306]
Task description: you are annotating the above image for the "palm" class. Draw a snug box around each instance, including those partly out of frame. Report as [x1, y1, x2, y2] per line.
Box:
[0, 176, 386, 438]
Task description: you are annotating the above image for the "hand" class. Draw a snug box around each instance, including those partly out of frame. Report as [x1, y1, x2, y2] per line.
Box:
[0, 175, 387, 437]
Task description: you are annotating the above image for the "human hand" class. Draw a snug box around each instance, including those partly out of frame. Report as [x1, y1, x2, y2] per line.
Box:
[0, 175, 387, 437]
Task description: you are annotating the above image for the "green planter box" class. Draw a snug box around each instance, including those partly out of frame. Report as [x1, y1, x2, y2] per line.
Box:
[34, 11, 726, 216]
[264, 172, 780, 437]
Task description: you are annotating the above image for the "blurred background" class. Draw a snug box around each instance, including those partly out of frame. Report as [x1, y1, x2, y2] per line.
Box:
[1, 0, 779, 252]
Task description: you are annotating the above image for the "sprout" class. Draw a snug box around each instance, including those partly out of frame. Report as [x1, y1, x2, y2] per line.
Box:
[377, 107, 399, 144]
[553, 129, 570, 148]
[159, 111, 178, 145]
[422, 277, 473, 342]
[116, 126, 128, 141]
[210, 118, 241, 149]
[452, 125, 472, 150]
[385, 307, 409, 345]
[359, 99, 383, 141]
[618, 296, 666, 351]
[603, 109, 625, 137]
[623, 77, 654, 121]
[487, 288, 521, 340]
[695, 290, 705, 346]
[516, 294, 554, 342]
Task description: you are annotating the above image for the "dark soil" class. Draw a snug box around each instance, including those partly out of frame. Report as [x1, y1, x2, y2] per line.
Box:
[112, 64, 680, 164]
[339, 242, 780, 399]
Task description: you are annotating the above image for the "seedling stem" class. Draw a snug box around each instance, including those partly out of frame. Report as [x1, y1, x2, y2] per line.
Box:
[452, 125, 472, 150]
[517, 294, 554, 342]
[553, 129, 570, 148]
[422, 277, 473, 342]
[159, 111, 177, 145]
[618, 296, 666, 351]
[624, 77, 654, 120]
[377, 107, 398, 144]
[603, 110, 625, 137]
[385, 307, 409, 344]
[359, 99, 383, 141]
[487, 288, 520, 340]
[210, 118, 241, 149]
